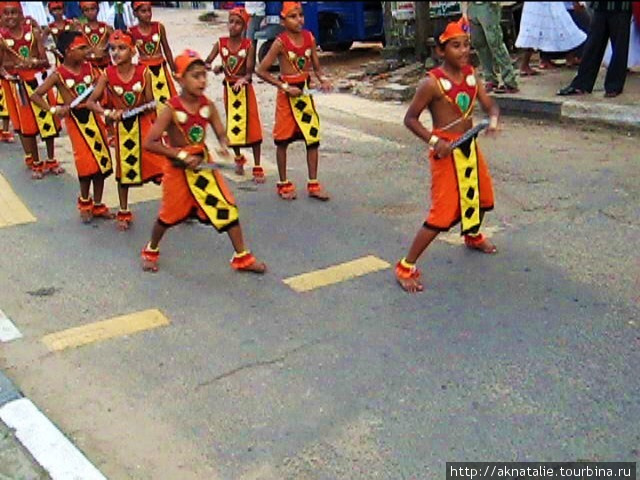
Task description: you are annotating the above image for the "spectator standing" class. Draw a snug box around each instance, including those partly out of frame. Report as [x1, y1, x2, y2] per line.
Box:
[558, 1, 632, 97]
[244, 2, 265, 44]
[516, 2, 586, 75]
[603, 1, 640, 69]
[466, 2, 519, 93]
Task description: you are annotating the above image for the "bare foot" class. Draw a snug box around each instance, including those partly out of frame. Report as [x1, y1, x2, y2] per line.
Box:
[308, 184, 330, 201]
[92, 205, 116, 219]
[117, 219, 131, 231]
[252, 167, 266, 184]
[238, 259, 267, 274]
[235, 163, 245, 176]
[31, 169, 44, 180]
[116, 211, 133, 231]
[395, 261, 424, 293]
[277, 182, 297, 200]
[396, 275, 424, 293]
[464, 235, 497, 254]
[142, 258, 158, 272]
[80, 209, 93, 224]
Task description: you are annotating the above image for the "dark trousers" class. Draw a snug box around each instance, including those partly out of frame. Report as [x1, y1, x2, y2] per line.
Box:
[570, 11, 631, 93]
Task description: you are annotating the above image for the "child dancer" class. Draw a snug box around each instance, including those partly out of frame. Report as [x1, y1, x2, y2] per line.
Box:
[395, 18, 500, 293]
[86, 30, 164, 230]
[79, 1, 112, 71]
[45, 1, 77, 47]
[256, 2, 332, 200]
[31, 31, 114, 223]
[0, 2, 62, 178]
[204, 7, 264, 181]
[141, 50, 266, 275]
[128, 1, 177, 112]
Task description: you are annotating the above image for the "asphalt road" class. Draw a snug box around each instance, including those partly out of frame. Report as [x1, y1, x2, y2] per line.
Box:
[0, 90, 638, 480]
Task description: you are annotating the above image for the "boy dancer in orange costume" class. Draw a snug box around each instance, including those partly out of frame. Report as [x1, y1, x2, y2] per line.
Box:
[141, 50, 266, 275]
[256, 2, 332, 200]
[31, 31, 114, 223]
[87, 30, 164, 230]
[204, 7, 264, 181]
[129, 1, 176, 112]
[396, 18, 500, 293]
[0, 2, 62, 178]
[79, 1, 112, 71]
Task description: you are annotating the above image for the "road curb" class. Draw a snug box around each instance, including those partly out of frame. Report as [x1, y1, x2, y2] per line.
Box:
[492, 94, 640, 130]
[0, 371, 21, 408]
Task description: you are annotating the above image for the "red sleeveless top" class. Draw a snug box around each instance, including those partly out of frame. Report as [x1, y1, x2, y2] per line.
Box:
[278, 30, 314, 75]
[168, 95, 211, 146]
[429, 65, 478, 119]
[57, 62, 98, 100]
[129, 22, 162, 58]
[105, 64, 147, 109]
[218, 37, 251, 80]
[0, 22, 36, 61]
[49, 19, 74, 42]
[81, 21, 109, 47]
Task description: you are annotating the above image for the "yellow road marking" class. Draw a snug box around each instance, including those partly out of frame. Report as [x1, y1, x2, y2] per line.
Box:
[42, 309, 169, 352]
[0, 174, 36, 228]
[283, 255, 391, 292]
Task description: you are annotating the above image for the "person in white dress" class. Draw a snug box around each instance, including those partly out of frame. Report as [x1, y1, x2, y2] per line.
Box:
[516, 1, 587, 75]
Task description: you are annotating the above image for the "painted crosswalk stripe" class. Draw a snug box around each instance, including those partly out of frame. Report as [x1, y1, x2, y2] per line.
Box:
[0, 398, 107, 480]
[283, 255, 391, 292]
[41, 308, 170, 352]
[0, 309, 22, 342]
[0, 174, 36, 228]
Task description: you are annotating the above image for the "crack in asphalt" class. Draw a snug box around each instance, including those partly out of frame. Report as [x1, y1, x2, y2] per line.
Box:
[195, 337, 334, 390]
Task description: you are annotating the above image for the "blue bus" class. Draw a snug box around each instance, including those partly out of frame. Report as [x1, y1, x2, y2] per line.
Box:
[255, 2, 384, 61]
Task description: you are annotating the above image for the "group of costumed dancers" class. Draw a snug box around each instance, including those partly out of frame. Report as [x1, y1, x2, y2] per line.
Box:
[0, 2, 502, 293]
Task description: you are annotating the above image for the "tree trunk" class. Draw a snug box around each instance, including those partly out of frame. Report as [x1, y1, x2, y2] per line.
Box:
[414, 2, 432, 61]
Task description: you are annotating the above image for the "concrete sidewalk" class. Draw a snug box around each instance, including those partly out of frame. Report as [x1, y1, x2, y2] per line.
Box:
[491, 65, 640, 130]
[0, 372, 49, 480]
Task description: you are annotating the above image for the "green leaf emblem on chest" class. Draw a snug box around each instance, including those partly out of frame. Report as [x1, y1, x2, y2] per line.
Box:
[227, 56, 238, 70]
[123, 91, 136, 107]
[455, 92, 471, 113]
[188, 125, 204, 143]
[19, 46, 30, 58]
[75, 84, 87, 95]
[296, 56, 306, 70]
[144, 42, 155, 55]
[90, 33, 100, 45]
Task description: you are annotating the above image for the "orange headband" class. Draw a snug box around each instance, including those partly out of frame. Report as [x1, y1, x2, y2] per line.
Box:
[281, 2, 302, 18]
[1, 2, 22, 14]
[174, 49, 203, 78]
[229, 7, 250, 27]
[439, 17, 470, 44]
[47, 2, 64, 10]
[68, 35, 89, 51]
[132, 2, 152, 11]
[109, 30, 134, 47]
[80, 2, 99, 9]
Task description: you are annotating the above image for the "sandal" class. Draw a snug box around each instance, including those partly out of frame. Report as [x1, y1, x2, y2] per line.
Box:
[307, 180, 330, 201]
[116, 210, 133, 231]
[395, 258, 423, 293]
[77, 196, 94, 223]
[230, 250, 266, 274]
[464, 233, 497, 254]
[141, 243, 160, 272]
[276, 180, 297, 200]
[252, 165, 266, 184]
